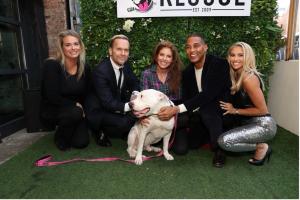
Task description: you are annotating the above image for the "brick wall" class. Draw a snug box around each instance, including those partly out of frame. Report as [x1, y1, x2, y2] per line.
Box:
[43, 0, 67, 57]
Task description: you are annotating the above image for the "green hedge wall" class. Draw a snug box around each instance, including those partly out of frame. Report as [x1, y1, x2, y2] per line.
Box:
[80, 0, 283, 94]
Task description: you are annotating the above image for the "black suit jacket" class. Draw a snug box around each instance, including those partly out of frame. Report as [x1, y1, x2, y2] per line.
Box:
[182, 54, 231, 114]
[86, 57, 139, 114]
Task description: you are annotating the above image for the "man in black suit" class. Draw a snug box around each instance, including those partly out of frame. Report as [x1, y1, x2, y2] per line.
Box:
[85, 34, 139, 146]
[158, 33, 231, 167]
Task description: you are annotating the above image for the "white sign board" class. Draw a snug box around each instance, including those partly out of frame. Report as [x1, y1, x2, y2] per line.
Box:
[117, 0, 251, 18]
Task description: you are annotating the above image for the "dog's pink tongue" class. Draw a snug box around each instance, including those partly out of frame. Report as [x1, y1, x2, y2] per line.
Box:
[133, 108, 150, 117]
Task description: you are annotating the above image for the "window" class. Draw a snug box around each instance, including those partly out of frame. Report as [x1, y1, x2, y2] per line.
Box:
[276, 0, 299, 60]
[0, 0, 24, 125]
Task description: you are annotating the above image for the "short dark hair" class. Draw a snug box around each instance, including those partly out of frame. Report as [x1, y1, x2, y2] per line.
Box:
[186, 33, 207, 44]
[109, 34, 129, 48]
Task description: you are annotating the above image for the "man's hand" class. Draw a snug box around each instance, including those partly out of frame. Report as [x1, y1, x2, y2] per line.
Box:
[158, 106, 179, 121]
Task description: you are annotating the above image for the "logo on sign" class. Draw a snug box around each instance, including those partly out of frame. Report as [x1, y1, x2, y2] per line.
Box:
[128, 0, 154, 13]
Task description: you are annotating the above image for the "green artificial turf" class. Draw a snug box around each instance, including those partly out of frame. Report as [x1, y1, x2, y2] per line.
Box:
[0, 126, 298, 199]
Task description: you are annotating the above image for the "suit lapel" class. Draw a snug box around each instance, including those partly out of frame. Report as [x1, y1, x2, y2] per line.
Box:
[107, 59, 118, 90]
[186, 64, 198, 93]
[201, 55, 211, 90]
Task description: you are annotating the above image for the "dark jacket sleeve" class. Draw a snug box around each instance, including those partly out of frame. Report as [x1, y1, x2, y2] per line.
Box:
[41, 59, 76, 107]
[183, 57, 231, 111]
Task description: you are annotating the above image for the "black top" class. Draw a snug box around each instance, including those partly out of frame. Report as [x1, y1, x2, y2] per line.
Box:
[232, 74, 263, 109]
[41, 59, 91, 110]
[232, 89, 254, 109]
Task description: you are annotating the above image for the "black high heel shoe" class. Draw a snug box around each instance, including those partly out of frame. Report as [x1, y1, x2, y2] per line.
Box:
[248, 146, 272, 166]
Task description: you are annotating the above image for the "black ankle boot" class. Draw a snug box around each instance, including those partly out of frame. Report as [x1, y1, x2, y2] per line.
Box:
[93, 130, 112, 147]
[54, 138, 70, 151]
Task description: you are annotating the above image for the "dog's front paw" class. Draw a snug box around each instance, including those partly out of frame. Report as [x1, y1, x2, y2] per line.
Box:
[164, 153, 174, 161]
[135, 155, 143, 165]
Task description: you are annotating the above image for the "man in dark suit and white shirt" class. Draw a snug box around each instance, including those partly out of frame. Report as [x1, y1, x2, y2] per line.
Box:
[158, 33, 231, 168]
[85, 34, 139, 146]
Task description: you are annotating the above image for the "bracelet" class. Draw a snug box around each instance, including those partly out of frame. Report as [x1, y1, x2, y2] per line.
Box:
[234, 109, 239, 115]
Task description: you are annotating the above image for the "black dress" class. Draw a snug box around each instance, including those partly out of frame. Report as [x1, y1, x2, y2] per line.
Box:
[40, 59, 91, 150]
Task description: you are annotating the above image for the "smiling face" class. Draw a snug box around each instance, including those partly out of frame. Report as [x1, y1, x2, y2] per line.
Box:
[62, 35, 81, 60]
[156, 47, 173, 70]
[109, 38, 129, 66]
[228, 46, 244, 72]
[185, 36, 208, 68]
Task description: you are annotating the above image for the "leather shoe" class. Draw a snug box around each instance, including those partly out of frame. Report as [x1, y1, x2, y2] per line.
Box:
[94, 131, 112, 147]
[54, 138, 71, 151]
[213, 150, 226, 168]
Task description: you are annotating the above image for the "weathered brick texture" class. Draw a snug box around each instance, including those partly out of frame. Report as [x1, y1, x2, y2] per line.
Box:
[43, 0, 67, 57]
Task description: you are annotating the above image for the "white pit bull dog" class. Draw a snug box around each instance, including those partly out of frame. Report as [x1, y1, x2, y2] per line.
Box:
[127, 89, 175, 165]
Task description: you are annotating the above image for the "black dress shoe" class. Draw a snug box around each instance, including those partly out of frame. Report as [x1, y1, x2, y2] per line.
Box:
[54, 138, 71, 151]
[213, 150, 226, 168]
[95, 132, 112, 147]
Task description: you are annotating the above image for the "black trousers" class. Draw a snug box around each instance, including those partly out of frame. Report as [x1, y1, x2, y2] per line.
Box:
[40, 105, 89, 148]
[171, 110, 224, 154]
[171, 113, 189, 155]
[86, 109, 137, 139]
[189, 111, 223, 150]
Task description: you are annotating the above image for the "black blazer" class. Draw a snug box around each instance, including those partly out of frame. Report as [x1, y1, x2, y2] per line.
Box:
[182, 54, 231, 114]
[86, 57, 139, 114]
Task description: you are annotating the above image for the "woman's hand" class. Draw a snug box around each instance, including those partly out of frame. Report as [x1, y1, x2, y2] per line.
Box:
[76, 102, 85, 117]
[219, 101, 238, 115]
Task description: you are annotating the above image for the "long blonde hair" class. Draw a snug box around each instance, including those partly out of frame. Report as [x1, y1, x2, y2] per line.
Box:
[56, 30, 86, 80]
[228, 42, 264, 94]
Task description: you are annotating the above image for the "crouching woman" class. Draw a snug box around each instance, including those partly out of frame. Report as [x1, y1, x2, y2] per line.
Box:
[218, 42, 277, 166]
[40, 30, 90, 151]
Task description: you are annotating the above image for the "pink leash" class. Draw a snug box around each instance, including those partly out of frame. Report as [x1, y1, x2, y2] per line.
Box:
[35, 115, 177, 167]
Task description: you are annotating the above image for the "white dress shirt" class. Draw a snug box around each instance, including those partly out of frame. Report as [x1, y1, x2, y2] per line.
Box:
[110, 57, 130, 112]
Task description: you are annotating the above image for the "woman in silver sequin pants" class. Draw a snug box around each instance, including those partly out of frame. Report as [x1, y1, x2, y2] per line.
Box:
[218, 115, 277, 152]
[218, 42, 277, 165]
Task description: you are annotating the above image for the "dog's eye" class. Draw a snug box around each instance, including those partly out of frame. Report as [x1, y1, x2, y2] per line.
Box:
[140, 95, 143, 98]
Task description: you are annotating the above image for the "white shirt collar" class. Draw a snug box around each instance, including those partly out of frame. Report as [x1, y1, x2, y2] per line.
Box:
[110, 57, 123, 70]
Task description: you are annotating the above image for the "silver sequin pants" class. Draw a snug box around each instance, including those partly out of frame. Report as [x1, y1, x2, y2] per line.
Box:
[218, 115, 277, 152]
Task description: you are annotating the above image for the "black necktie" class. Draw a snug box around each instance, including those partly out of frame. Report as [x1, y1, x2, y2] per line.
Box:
[117, 68, 123, 90]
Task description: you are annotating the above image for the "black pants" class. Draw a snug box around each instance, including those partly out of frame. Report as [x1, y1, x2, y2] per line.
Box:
[171, 113, 189, 155]
[189, 110, 223, 151]
[41, 105, 89, 148]
[86, 109, 137, 139]
[171, 110, 224, 155]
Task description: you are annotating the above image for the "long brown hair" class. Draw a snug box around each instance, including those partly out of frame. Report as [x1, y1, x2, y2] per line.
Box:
[151, 40, 182, 95]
